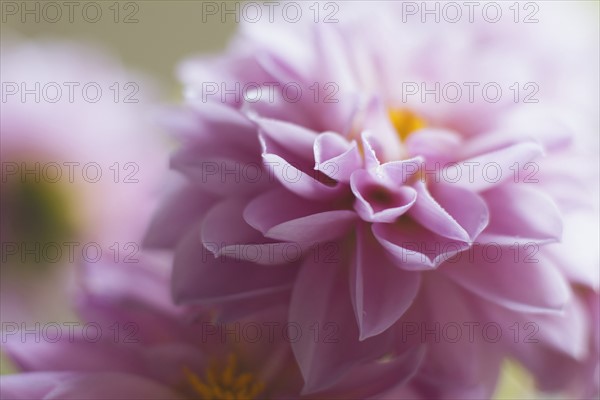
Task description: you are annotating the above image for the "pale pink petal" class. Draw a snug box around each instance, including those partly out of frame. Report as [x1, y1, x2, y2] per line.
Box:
[350, 224, 420, 339]
[478, 185, 562, 245]
[441, 246, 571, 314]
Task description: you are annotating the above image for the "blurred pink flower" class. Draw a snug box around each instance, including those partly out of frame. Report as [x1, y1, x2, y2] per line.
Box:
[1, 257, 417, 399]
[146, 2, 599, 398]
[0, 36, 169, 323]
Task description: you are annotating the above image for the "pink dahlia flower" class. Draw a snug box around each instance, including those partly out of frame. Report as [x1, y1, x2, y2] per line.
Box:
[146, 2, 599, 398]
[0, 36, 168, 323]
[1, 257, 418, 399]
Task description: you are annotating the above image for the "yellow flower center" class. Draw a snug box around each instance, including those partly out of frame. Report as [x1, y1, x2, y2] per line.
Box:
[183, 354, 265, 400]
[388, 108, 426, 141]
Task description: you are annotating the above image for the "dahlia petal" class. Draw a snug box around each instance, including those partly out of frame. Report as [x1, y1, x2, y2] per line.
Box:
[200, 198, 311, 264]
[201, 198, 260, 254]
[172, 144, 267, 196]
[243, 188, 355, 243]
[426, 182, 489, 241]
[264, 210, 356, 243]
[253, 116, 317, 159]
[482, 294, 588, 362]
[218, 242, 309, 266]
[362, 97, 403, 161]
[544, 212, 600, 290]
[373, 221, 469, 270]
[405, 128, 463, 164]
[408, 181, 471, 242]
[173, 225, 296, 304]
[168, 100, 256, 148]
[76, 259, 182, 343]
[261, 137, 343, 200]
[0, 372, 79, 400]
[460, 107, 572, 158]
[254, 47, 308, 84]
[350, 170, 417, 223]
[186, 98, 254, 130]
[212, 291, 292, 323]
[350, 225, 420, 340]
[313, 132, 362, 182]
[408, 274, 503, 399]
[290, 252, 396, 394]
[441, 142, 544, 191]
[361, 131, 384, 170]
[44, 372, 184, 400]
[478, 185, 562, 245]
[315, 346, 425, 399]
[441, 247, 571, 314]
[143, 184, 217, 248]
[315, 24, 359, 92]
[3, 330, 144, 374]
[241, 87, 311, 129]
[377, 156, 424, 186]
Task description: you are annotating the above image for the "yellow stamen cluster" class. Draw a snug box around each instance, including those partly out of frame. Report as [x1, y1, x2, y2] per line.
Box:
[388, 108, 426, 141]
[183, 354, 265, 400]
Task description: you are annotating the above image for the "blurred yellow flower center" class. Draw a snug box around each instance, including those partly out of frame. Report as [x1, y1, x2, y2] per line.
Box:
[388, 108, 426, 141]
[1, 167, 77, 270]
[183, 354, 265, 400]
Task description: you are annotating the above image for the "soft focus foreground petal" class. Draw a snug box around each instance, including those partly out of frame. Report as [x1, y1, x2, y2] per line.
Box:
[289, 249, 396, 394]
[0, 372, 77, 400]
[350, 224, 420, 340]
[76, 258, 183, 344]
[43, 372, 183, 400]
[406, 274, 503, 399]
[3, 331, 144, 374]
[311, 346, 425, 399]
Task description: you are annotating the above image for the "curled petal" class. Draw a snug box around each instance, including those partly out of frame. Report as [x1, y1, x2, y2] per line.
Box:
[351, 170, 417, 223]
[314, 132, 362, 182]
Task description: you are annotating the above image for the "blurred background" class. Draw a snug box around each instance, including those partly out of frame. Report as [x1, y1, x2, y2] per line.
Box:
[2, 1, 238, 95]
[1, 1, 597, 399]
